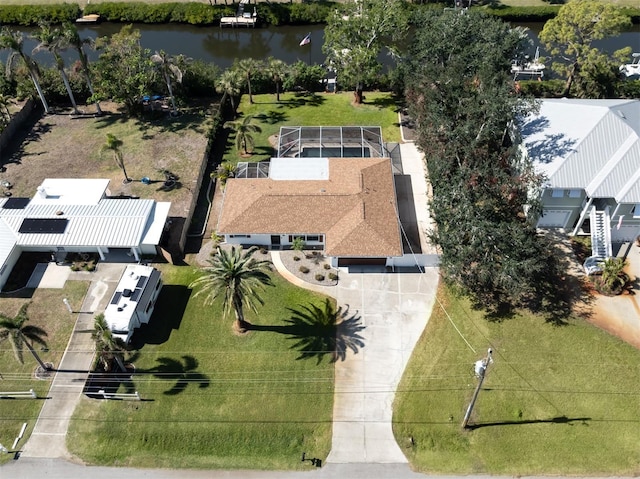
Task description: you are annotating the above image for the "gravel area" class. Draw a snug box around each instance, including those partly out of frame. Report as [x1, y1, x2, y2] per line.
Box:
[195, 242, 339, 287]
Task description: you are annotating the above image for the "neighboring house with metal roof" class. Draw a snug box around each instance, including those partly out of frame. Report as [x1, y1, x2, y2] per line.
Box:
[0, 178, 171, 291]
[520, 98, 640, 259]
[218, 152, 404, 267]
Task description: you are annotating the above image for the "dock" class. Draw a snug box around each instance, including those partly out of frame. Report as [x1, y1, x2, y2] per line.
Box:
[219, 15, 257, 28]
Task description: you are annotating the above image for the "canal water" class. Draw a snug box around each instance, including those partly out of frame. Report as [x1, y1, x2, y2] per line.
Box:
[1, 21, 638, 71]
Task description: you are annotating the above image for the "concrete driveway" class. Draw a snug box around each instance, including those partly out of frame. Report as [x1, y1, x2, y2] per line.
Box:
[326, 269, 439, 464]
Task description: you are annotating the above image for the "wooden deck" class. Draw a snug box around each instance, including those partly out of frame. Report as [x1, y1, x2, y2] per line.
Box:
[219, 15, 257, 28]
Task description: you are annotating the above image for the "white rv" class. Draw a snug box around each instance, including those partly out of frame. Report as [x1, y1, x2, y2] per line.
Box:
[104, 264, 162, 343]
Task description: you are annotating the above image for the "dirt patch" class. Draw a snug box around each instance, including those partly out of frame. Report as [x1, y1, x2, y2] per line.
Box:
[0, 100, 214, 221]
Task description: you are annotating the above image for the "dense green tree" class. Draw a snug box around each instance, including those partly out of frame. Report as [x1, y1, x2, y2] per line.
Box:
[0, 27, 50, 113]
[189, 245, 272, 333]
[92, 313, 127, 372]
[93, 25, 154, 116]
[224, 114, 262, 155]
[233, 58, 261, 104]
[151, 50, 184, 115]
[282, 61, 325, 93]
[62, 22, 101, 115]
[0, 303, 49, 370]
[32, 22, 80, 115]
[323, 0, 408, 103]
[265, 57, 288, 102]
[100, 133, 130, 183]
[539, 0, 632, 97]
[215, 68, 242, 113]
[403, 9, 560, 316]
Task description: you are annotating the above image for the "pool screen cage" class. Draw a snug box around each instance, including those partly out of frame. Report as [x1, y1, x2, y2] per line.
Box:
[277, 126, 386, 159]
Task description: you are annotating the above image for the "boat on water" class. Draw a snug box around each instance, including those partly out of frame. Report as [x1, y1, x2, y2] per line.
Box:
[620, 53, 640, 78]
[75, 14, 101, 24]
[511, 46, 546, 79]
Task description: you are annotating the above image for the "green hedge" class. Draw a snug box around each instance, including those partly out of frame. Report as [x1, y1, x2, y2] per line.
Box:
[84, 2, 235, 25]
[0, 4, 81, 26]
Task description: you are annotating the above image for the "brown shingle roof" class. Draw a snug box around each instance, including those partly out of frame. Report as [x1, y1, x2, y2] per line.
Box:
[217, 158, 402, 257]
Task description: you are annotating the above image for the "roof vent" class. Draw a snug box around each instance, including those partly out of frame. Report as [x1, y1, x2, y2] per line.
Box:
[55, 210, 64, 216]
[122, 288, 132, 297]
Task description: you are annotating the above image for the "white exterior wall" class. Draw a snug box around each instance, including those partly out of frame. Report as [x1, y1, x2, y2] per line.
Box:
[0, 246, 22, 292]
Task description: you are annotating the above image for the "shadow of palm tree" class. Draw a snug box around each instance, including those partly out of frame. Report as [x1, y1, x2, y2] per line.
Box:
[248, 299, 365, 363]
[149, 355, 210, 395]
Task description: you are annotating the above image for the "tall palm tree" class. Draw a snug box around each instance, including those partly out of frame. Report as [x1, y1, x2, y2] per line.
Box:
[0, 26, 50, 114]
[150, 50, 183, 115]
[92, 313, 126, 372]
[32, 23, 80, 115]
[266, 57, 287, 102]
[61, 22, 102, 115]
[224, 114, 262, 155]
[215, 68, 242, 114]
[0, 303, 50, 370]
[234, 58, 261, 104]
[189, 245, 272, 332]
[101, 133, 131, 183]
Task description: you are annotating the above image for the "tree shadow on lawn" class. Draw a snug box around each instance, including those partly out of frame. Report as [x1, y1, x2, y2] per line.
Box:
[365, 94, 401, 110]
[271, 93, 326, 109]
[247, 298, 366, 364]
[146, 355, 210, 396]
[1, 117, 54, 166]
[128, 285, 191, 349]
[255, 110, 288, 124]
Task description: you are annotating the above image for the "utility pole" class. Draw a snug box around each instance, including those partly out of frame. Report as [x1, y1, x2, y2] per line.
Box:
[462, 348, 493, 429]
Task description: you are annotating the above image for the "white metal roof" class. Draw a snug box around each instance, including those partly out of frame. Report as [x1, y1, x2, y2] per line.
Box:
[0, 219, 18, 273]
[30, 178, 110, 205]
[521, 99, 640, 203]
[141, 202, 171, 246]
[269, 157, 329, 180]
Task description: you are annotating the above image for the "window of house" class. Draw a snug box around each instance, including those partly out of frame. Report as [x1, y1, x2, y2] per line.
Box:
[634, 204, 640, 218]
[568, 189, 582, 198]
[551, 189, 564, 198]
[229, 235, 251, 238]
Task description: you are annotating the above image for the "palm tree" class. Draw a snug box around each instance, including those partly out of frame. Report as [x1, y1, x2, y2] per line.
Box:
[61, 22, 102, 115]
[223, 114, 262, 155]
[266, 57, 287, 102]
[189, 245, 272, 332]
[101, 133, 131, 183]
[32, 23, 80, 115]
[92, 313, 126, 372]
[150, 50, 184, 116]
[0, 26, 50, 114]
[234, 58, 261, 104]
[0, 94, 13, 131]
[215, 68, 242, 114]
[0, 303, 50, 370]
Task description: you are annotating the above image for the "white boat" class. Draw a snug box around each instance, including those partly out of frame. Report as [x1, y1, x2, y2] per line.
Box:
[620, 53, 640, 78]
[511, 47, 546, 79]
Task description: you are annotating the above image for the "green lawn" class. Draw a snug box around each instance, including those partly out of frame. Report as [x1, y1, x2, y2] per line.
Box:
[223, 91, 402, 165]
[393, 284, 640, 475]
[0, 280, 89, 465]
[67, 263, 335, 469]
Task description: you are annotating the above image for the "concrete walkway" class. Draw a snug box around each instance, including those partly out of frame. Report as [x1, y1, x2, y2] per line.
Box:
[20, 263, 125, 459]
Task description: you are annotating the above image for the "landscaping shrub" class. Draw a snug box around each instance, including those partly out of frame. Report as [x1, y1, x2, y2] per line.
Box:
[299, 266, 310, 274]
[0, 4, 81, 26]
[328, 272, 338, 281]
[293, 256, 301, 261]
[289, 2, 333, 24]
[517, 79, 564, 98]
[83, 2, 234, 25]
[323, 263, 331, 270]
[315, 274, 325, 281]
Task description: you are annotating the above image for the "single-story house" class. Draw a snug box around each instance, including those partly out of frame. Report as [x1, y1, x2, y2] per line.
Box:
[0, 178, 171, 291]
[104, 264, 162, 343]
[218, 152, 404, 267]
[520, 98, 640, 258]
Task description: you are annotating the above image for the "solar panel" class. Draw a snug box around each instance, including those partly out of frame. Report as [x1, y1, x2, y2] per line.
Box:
[130, 288, 143, 302]
[19, 218, 69, 234]
[136, 275, 148, 288]
[2, 197, 30, 209]
[110, 292, 122, 305]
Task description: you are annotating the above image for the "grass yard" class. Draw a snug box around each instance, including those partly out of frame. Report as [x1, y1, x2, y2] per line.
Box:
[0, 280, 89, 465]
[67, 263, 335, 469]
[222, 91, 402, 165]
[393, 284, 640, 475]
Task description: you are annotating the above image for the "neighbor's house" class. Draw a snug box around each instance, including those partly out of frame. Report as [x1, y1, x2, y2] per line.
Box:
[520, 99, 640, 259]
[104, 264, 162, 343]
[217, 126, 405, 267]
[0, 178, 171, 291]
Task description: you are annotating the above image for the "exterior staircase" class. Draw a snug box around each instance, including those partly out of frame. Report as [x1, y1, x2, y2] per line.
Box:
[590, 206, 612, 259]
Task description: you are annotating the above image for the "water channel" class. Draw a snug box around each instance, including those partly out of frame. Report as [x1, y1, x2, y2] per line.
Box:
[1, 21, 638, 71]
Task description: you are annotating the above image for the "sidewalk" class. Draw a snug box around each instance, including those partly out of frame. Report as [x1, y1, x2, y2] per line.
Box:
[20, 263, 126, 459]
